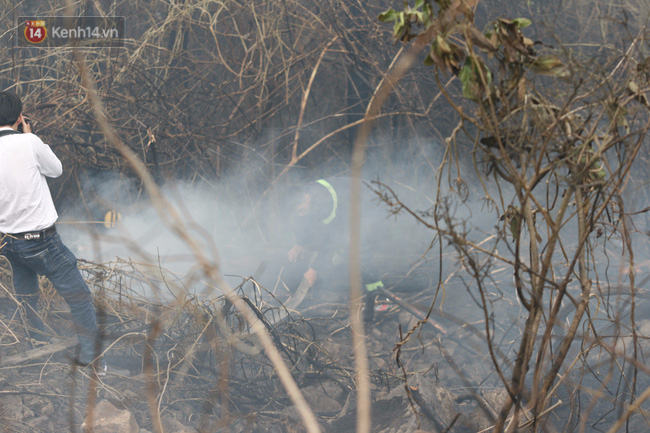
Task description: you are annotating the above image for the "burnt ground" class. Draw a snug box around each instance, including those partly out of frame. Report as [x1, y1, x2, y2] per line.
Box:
[2, 258, 650, 433]
[0, 261, 504, 433]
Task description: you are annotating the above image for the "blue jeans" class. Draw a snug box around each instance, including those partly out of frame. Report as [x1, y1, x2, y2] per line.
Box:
[2, 231, 100, 364]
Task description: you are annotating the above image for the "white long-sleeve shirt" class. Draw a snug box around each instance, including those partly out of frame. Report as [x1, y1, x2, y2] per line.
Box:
[0, 126, 62, 233]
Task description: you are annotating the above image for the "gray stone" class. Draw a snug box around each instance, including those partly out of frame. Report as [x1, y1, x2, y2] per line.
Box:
[281, 405, 301, 423]
[82, 399, 140, 433]
[1, 395, 33, 421]
[317, 379, 347, 401]
[409, 374, 458, 429]
[30, 415, 53, 431]
[327, 373, 500, 433]
[302, 384, 343, 414]
[41, 401, 55, 416]
[329, 385, 432, 433]
[161, 413, 194, 433]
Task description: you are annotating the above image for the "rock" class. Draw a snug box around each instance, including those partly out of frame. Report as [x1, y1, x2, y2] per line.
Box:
[410, 374, 459, 428]
[316, 379, 346, 402]
[23, 395, 55, 418]
[281, 405, 301, 423]
[41, 401, 55, 416]
[161, 413, 194, 433]
[23, 406, 35, 419]
[328, 373, 501, 433]
[181, 405, 194, 418]
[120, 389, 141, 407]
[372, 356, 387, 369]
[29, 415, 53, 431]
[0, 395, 33, 422]
[466, 388, 507, 430]
[280, 406, 326, 433]
[82, 400, 139, 433]
[481, 388, 508, 410]
[301, 385, 343, 414]
[322, 341, 352, 360]
[329, 388, 423, 433]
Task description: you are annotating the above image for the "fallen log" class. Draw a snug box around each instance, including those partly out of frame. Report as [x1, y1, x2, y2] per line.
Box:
[0, 338, 76, 367]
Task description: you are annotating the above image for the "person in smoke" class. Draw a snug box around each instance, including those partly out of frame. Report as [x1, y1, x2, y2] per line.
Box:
[287, 177, 385, 321]
[0, 91, 105, 372]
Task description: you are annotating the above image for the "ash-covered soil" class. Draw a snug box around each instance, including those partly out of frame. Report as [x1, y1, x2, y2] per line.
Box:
[0, 269, 506, 433]
[3, 260, 650, 433]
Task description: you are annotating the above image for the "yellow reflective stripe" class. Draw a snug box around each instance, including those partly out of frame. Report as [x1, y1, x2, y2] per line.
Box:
[103, 210, 122, 228]
[316, 179, 337, 225]
[365, 281, 384, 292]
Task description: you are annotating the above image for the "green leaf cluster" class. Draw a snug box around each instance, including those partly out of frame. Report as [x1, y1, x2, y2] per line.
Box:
[378, 1, 568, 103]
[459, 57, 492, 101]
[379, 0, 433, 43]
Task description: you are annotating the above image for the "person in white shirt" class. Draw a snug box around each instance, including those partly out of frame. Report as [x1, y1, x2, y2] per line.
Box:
[0, 91, 104, 371]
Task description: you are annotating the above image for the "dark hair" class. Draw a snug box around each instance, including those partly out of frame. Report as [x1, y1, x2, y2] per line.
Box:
[0, 91, 22, 126]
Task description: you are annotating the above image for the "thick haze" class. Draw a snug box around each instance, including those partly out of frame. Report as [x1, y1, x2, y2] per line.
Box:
[54, 143, 505, 304]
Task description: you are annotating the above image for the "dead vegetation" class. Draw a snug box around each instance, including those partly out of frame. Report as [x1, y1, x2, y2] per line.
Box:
[2, 0, 650, 432]
[374, 0, 650, 432]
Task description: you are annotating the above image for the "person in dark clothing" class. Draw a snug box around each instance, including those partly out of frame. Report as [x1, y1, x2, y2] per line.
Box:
[287, 178, 385, 320]
[0, 91, 105, 372]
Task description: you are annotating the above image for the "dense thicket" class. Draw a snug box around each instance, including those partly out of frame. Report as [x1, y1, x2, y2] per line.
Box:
[2, 0, 448, 204]
[2, 0, 646, 199]
[2, 1, 650, 432]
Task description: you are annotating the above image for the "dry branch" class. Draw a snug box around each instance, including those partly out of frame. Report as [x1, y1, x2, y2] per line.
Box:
[0, 338, 76, 367]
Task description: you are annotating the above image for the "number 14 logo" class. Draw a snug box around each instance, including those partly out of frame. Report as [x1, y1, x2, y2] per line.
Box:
[25, 21, 47, 44]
